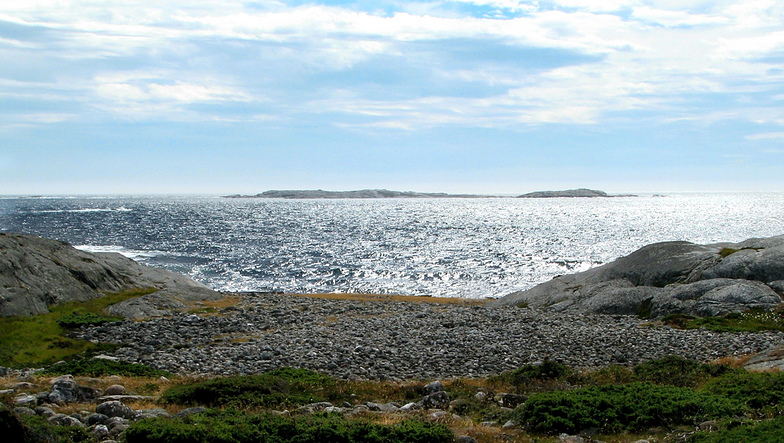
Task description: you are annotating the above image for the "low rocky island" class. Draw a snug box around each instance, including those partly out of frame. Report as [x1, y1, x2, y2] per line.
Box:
[518, 188, 636, 198]
[223, 189, 489, 199]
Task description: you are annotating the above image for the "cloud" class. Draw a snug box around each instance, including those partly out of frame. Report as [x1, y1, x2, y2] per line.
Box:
[0, 0, 782, 130]
[747, 132, 784, 141]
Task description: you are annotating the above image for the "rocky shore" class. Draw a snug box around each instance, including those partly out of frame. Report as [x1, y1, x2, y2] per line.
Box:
[71, 293, 782, 380]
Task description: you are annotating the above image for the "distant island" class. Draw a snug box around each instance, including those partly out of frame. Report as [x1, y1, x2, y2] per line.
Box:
[223, 189, 491, 199]
[223, 188, 637, 199]
[518, 188, 636, 198]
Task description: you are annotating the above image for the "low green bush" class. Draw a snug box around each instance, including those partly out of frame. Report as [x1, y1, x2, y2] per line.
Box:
[691, 415, 784, 442]
[513, 382, 740, 435]
[633, 355, 733, 388]
[41, 357, 173, 378]
[702, 371, 784, 412]
[124, 409, 454, 443]
[160, 368, 336, 408]
[491, 360, 570, 389]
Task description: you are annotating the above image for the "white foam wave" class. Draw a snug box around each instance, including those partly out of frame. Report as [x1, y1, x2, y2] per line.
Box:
[74, 245, 159, 260]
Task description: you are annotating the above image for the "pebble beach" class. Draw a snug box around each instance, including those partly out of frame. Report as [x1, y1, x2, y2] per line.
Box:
[72, 293, 784, 380]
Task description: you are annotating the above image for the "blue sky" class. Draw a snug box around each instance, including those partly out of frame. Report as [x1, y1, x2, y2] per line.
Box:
[1, 0, 783, 195]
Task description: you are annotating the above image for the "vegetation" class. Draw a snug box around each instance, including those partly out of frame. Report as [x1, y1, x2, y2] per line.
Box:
[691, 415, 784, 442]
[0, 406, 92, 443]
[41, 357, 172, 378]
[5, 356, 784, 442]
[124, 409, 454, 443]
[160, 368, 337, 409]
[513, 381, 739, 434]
[0, 288, 156, 367]
[663, 309, 784, 333]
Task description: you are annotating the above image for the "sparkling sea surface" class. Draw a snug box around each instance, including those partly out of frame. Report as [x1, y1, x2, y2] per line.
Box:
[2, 193, 783, 299]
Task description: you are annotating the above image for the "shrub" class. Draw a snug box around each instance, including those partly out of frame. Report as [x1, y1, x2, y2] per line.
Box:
[41, 357, 172, 377]
[691, 415, 784, 442]
[702, 371, 784, 412]
[491, 360, 570, 389]
[513, 382, 740, 435]
[124, 409, 454, 443]
[160, 368, 335, 409]
[633, 355, 733, 388]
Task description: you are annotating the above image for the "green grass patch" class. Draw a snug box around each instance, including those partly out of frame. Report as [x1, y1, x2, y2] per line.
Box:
[663, 309, 784, 333]
[125, 409, 454, 443]
[0, 287, 157, 367]
[40, 357, 173, 378]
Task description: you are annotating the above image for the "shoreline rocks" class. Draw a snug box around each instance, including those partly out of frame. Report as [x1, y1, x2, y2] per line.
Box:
[0, 233, 222, 317]
[70, 293, 782, 380]
[491, 235, 784, 318]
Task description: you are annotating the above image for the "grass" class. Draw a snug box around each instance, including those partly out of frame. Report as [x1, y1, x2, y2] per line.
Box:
[0, 287, 157, 368]
[663, 309, 784, 333]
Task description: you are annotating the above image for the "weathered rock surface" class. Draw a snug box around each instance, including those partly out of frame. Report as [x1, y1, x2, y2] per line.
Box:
[490, 235, 784, 317]
[0, 233, 221, 317]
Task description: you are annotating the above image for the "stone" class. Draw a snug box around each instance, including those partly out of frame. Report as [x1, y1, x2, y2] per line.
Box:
[423, 380, 444, 394]
[491, 235, 784, 318]
[96, 400, 136, 420]
[86, 413, 110, 425]
[103, 385, 127, 396]
[456, 437, 478, 443]
[0, 233, 222, 318]
[48, 413, 84, 427]
[422, 391, 450, 409]
[558, 434, 585, 443]
[14, 407, 35, 416]
[92, 424, 111, 441]
[14, 394, 37, 407]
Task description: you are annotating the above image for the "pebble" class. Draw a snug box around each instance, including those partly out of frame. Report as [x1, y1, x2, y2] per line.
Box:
[68, 293, 783, 380]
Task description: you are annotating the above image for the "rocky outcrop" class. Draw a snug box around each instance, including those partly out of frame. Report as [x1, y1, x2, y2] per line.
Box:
[490, 235, 784, 317]
[0, 233, 221, 317]
[519, 188, 620, 198]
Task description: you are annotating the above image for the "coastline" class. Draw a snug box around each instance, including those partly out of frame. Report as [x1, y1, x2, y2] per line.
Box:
[71, 292, 781, 380]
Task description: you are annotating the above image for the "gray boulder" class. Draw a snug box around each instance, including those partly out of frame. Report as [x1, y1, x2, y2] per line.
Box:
[491, 235, 784, 317]
[96, 401, 136, 420]
[0, 233, 222, 317]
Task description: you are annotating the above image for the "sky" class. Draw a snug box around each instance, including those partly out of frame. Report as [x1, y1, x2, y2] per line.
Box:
[1, 0, 783, 195]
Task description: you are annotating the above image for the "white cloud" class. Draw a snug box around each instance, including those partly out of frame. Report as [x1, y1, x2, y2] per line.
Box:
[631, 6, 729, 27]
[0, 0, 782, 128]
[747, 132, 784, 141]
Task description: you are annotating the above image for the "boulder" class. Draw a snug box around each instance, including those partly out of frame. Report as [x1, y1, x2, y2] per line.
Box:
[491, 235, 784, 317]
[0, 233, 222, 318]
[96, 400, 136, 420]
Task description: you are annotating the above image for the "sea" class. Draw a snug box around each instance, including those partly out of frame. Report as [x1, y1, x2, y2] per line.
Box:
[1, 193, 783, 299]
